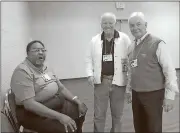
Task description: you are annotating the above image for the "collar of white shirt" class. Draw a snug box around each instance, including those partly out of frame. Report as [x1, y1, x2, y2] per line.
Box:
[134, 32, 149, 45]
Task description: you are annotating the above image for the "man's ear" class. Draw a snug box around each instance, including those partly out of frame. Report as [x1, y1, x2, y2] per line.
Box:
[145, 22, 147, 28]
[27, 51, 30, 56]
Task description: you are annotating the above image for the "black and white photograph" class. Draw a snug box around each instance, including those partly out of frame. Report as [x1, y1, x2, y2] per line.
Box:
[1, 1, 179, 133]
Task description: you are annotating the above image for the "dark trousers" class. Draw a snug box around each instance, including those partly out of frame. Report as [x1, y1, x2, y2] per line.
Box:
[16, 94, 85, 133]
[132, 89, 165, 133]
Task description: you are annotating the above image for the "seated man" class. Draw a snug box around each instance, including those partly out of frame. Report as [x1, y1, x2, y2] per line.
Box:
[10, 40, 88, 133]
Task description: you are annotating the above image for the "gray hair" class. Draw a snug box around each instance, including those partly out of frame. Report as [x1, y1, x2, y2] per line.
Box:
[128, 12, 146, 23]
[100, 12, 116, 24]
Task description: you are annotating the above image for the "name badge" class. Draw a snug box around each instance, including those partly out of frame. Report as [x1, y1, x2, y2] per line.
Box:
[130, 59, 138, 68]
[42, 73, 51, 82]
[103, 54, 113, 62]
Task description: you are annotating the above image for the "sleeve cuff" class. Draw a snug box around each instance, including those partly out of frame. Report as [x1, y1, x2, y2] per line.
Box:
[126, 86, 132, 93]
[87, 69, 93, 77]
[87, 73, 93, 77]
[165, 89, 176, 100]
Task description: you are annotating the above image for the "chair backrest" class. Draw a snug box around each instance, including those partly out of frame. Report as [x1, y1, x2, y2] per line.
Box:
[4, 89, 20, 133]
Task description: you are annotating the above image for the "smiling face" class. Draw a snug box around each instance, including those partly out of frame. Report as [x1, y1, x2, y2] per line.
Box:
[27, 42, 47, 68]
[101, 15, 116, 35]
[129, 16, 147, 39]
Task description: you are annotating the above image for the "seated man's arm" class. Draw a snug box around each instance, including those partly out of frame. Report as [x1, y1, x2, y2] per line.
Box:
[23, 98, 77, 131]
[23, 97, 65, 120]
[55, 78, 88, 117]
[55, 78, 82, 105]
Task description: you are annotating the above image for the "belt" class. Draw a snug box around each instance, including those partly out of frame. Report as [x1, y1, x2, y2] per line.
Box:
[16, 105, 24, 108]
[102, 75, 113, 80]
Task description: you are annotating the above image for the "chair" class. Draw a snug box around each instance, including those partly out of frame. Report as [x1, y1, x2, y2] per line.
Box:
[3, 89, 37, 133]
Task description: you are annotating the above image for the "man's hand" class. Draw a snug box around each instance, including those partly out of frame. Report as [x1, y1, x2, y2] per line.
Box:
[126, 92, 132, 104]
[58, 114, 77, 132]
[78, 102, 88, 117]
[163, 99, 174, 112]
[88, 76, 94, 88]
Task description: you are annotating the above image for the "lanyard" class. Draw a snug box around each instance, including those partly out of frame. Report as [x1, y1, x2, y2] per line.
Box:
[132, 40, 144, 59]
[132, 34, 149, 59]
[104, 38, 114, 54]
[132, 36, 147, 59]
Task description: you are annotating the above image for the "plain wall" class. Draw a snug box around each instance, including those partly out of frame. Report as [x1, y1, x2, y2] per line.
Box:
[1, 2, 31, 109]
[29, 2, 179, 79]
[1, 2, 179, 97]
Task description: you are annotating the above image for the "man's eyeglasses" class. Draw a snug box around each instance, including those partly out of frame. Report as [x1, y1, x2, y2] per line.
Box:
[101, 22, 115, 26]
[30, 49, 47, 53]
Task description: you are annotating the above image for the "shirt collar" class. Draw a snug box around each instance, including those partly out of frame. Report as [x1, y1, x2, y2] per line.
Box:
[134, 32, 149, 45]
[101, 30, 120, 40]
[25, 57, 47, 72]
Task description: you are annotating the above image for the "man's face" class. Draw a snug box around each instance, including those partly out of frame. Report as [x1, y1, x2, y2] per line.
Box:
[101, 16, 116, 34]
[129, 16, 147, 39]
[27, 42, 47, 67]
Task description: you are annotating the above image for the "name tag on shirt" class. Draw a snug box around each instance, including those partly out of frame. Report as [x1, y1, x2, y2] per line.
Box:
[130, 59, 138, 68]
[42, 73, 51, 82]
[103, 54, 113, 62]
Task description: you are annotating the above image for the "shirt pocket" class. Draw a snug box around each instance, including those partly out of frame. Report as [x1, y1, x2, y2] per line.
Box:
[33, 75, 46, 92]
[140, 53, 147, 59]
[45, 72, 56, 81]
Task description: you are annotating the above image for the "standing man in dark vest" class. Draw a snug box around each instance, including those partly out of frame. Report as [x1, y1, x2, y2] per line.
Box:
[126, 12, 179, 133]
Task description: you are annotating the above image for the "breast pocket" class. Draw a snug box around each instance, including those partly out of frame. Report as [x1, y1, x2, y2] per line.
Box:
[45, 72, 56, 80]
[140, 53, 147, 58]
[34, 75, 46, 92]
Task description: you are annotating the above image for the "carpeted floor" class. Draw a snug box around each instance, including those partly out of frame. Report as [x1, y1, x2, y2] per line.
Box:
[61, 69, 179, 132]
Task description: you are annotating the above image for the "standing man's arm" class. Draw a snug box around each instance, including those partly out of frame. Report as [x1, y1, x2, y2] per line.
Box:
[126, 44, 135, 103]
[126, 62, 132, 93]
[125, 59, 133, 104]
[156, 41, 179, 111]
[124, 34, 133, 103]
[85, 40, 94, 87]
[124, 33, 132, 94]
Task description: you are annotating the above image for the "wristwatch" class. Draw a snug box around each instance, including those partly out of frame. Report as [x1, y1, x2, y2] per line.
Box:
[72, 96, 78, 100]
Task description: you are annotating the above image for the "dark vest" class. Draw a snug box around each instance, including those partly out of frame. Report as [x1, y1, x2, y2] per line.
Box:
[129, 34, 165, 92]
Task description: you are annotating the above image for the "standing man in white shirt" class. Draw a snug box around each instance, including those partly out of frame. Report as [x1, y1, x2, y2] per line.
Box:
[85, 12, 131, 132]
[126, 12, 179, 133]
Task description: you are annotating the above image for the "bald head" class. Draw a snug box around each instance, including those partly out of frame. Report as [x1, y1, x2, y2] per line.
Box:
[128, 12, 147, 39]
[128, 12, 146, 23]
[100, 12, 116, 36]
[101, 12, 116, 24]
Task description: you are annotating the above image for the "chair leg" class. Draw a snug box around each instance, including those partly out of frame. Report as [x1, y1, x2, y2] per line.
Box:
[20, 125, 38, 133]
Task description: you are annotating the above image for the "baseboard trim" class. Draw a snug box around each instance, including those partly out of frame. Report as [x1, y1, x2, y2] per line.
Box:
[60, 77, 87, 81]
[61, 68, 180, 81]
[60, 68, 179, 81]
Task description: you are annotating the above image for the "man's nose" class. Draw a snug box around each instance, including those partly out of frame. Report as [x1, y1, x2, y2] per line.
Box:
[132, 25, 139, 30]
[107, 23, 111, 27]
[105, 23, 112, 27]
[38, 50, 44, 54]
